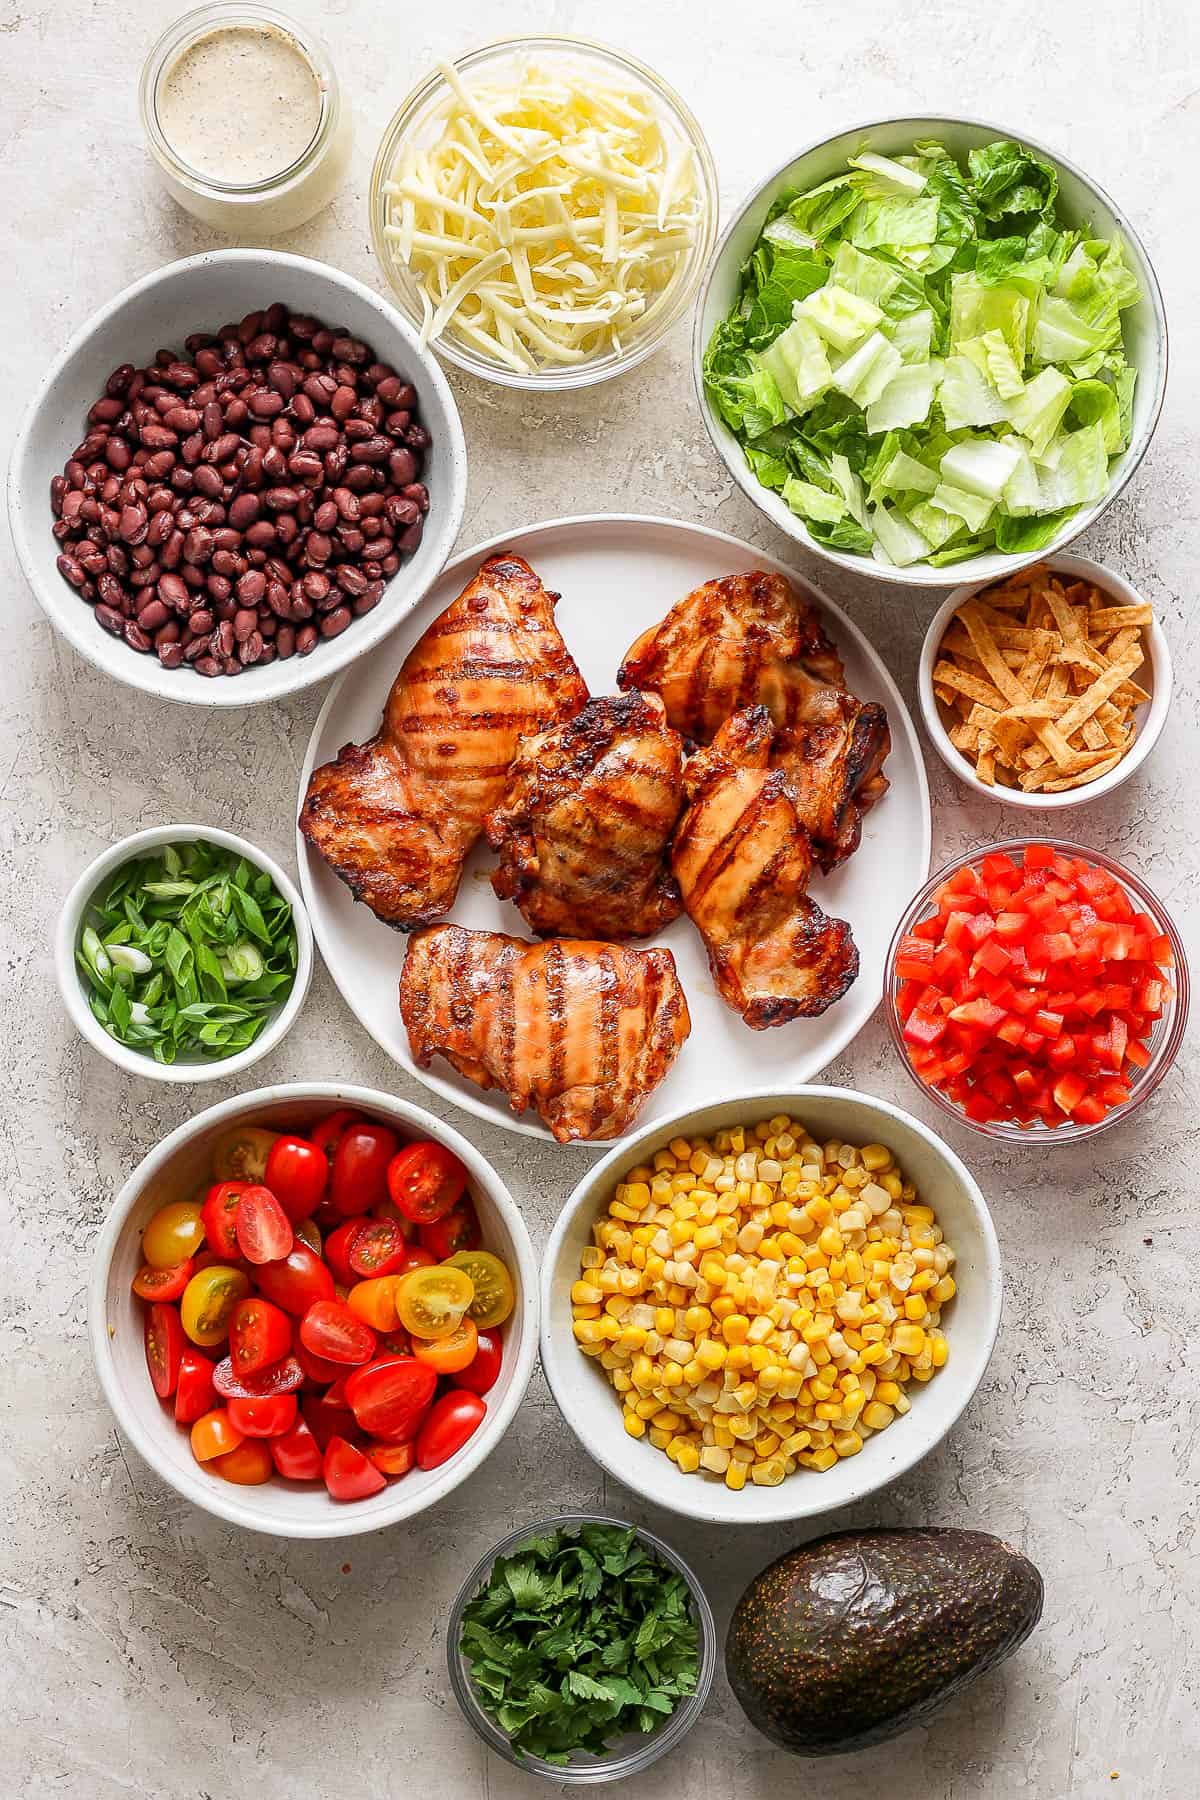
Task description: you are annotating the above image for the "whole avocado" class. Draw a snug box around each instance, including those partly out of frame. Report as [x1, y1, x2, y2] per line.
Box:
[725, 1526, 1043, 1755]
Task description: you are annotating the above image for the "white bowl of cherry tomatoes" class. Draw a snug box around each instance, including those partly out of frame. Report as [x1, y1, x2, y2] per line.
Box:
[88, 1082, 537, 1536]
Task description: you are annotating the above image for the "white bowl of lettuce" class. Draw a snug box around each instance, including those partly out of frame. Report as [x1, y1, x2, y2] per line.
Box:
[694, 119, 1166, 584]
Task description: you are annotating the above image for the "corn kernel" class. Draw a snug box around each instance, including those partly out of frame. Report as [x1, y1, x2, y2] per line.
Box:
[623, 1413, 646, 1438]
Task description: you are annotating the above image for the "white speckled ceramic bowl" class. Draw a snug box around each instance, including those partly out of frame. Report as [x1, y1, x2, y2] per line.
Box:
[541, 1086, 1001, 1526]
[56, 823, 313, 1085]
[919, 553, 1172, 808]
[9, 249, 467, 704]
[693, 116, 1167, 587]
[89, 1084, 537, 1537]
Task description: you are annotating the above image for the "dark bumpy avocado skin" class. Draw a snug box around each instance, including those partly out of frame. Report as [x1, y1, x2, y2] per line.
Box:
[725, 1526, 1043, 1755]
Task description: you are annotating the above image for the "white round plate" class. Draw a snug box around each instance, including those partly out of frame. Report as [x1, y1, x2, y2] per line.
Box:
[296, 515, 932, 1144]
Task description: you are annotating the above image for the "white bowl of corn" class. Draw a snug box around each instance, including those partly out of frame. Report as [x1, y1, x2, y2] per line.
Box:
[541, 1086, 1002, 1525]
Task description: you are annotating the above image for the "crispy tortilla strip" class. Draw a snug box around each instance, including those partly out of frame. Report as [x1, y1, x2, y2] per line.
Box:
[1089, 603, 1153, 632]
[1034, 753, 1124, 792]
[1054, 650, 1144, 740]
[933, 658, 1008, 711]
[976, 747, 996, 786]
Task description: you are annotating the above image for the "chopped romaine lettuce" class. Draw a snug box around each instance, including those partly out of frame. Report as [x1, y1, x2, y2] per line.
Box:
[703, 134, 1139, 567]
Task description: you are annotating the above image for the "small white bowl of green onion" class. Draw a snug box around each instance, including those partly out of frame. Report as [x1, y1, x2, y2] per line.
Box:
[56, 825, 312, 1083]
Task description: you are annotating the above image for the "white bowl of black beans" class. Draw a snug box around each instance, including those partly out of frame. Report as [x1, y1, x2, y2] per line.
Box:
[8, 249, 468, 704]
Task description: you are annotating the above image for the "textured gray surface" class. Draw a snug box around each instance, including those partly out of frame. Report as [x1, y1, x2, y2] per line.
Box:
[2, 1, 1198, 1795]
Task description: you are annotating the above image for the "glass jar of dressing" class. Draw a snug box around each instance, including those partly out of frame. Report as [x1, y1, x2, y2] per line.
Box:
[139, 3, 352, 234]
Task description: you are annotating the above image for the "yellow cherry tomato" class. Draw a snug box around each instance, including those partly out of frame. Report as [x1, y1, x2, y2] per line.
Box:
[142, 1200, 205, 1270]
[394, 1265, 474, 1340]
[446, 1250, 515, 1330]
[180, 1265, 250, 1347]
[211, 1125, 280, 1183]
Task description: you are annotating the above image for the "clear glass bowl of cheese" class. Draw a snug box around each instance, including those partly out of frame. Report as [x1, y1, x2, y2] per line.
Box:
[368, 37, 718, 390]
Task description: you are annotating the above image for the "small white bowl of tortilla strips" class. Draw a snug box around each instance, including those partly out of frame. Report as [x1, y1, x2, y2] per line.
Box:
[919, 553, 1172, 808]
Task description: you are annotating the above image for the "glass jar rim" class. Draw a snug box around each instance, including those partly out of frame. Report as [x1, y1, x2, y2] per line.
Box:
[139, 1, 338, 199]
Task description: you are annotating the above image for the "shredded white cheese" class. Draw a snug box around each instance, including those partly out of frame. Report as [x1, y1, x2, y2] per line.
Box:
[381, 59, 702, 372]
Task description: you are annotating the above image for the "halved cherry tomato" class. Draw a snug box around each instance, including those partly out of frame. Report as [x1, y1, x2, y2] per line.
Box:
[415, 1390, 486, 1470]
[445, 1250, 515, 1330]
[190, 1407, 242, 1462]
[346, 1275, 400, 1333]
[212, 1440, 274, 1484]
[142, 1201, 205, 1269]
[412, 1317, 478, 1374]
[174, 1348, 217, 1424]
[371, 1197, 414, 1231]
[253, 1244, 335, 1316]
[386, 1141, 467, 1225]
[300, 1299, 377, 1365]
[294, 1217, 322, 1256]
[310, 1109, 364, 1168]
[343, 1356, 437, 1438]
[263, 1134, 328, 1222]
[323, 1219, 368, 1287]
[456, 1328, 503, 1397]
[418, 1198, 481, 1261]
[323, 1435, 386, 1502]
[211, 1125, 279, 1183]
[212, 1352, 304, 1399]
[229, 1297, 292, 1377]
[227, 1394, 298, 1438]
[295, 1340, 347, 1386]
[348, 1219, 411, 1279]
[330, 1122, 399, 1217]
[394, 1265, 474, 1341]
[235, 1185, 294, 1265]
[200, 1181, 246, 1259]
[145, 1302, 185, 1398]
[377, 1327, 414, 1357]
[270, 1415, 323, 1481]
[366, 1440, 416, 1477]
[180, 1265, 250, 1347]
[132, 1258, 194, 1302]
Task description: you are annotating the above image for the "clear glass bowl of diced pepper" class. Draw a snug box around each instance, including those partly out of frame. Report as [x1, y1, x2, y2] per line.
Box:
[885, 839, 1189, 1142]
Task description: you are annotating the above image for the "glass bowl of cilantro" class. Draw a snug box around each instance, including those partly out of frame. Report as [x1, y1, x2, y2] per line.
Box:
[447, 1513, 716, 1781]
[694, 117, 1166, 585]
[57, 825, 312, 1083]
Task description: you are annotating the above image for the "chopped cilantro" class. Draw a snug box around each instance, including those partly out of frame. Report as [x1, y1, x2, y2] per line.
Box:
[459, 1523, 700, 1764]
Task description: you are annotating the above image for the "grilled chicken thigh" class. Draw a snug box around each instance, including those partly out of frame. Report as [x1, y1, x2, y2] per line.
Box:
[299, 554, 587, 928]
[485, 692, 684, 941]
[619, 570, 889, 870]
[671, 708, 858, 1029]
[399, 925, 691, 1142]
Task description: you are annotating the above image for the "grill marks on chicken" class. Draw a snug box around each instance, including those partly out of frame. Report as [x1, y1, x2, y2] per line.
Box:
[399, 925, 691, 1142]
[618, 569, 890, 871]
[299, 555, 588, 928]
[671, 707, 858, 1029]
[485, 693, 685, 941]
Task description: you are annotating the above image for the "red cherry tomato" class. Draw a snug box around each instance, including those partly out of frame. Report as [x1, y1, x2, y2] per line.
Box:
[395, 1244, 437, 1277]
[229, 1297, 292, 1377]
[310, 1108, 364, 1167]
[418, 1198, 481, 1261]
[366, 1440, 416, 1477]
[330, 1122, 400, 1217]
[200, 1181, 246, 1260]
[416, 1390, 486, 1470]
[348, 1219, 412, 1279]
[212, 1353, 305, 1400]
[235, 1185, 294, 1265]
[144, 1302, 185, 1399]
[371, 1196, 414, 1232]
[343, 1355, 437, 1438]
[454, 1328, 503, 1396]
[323, 1219, 368, 1287]
[377, 1327, 415, 1357]
[270, 1415, 323, 1480]
[323, 1435, 387, 1502]
[386, 1141, 468, 1224]
[301, 1392, 364, 1453]
[252, 1243, 335, 1316]
[300, 1299, 377, 1366]
[174, 1348, 217, 1423]
[227, 1393, 299, 1438]
[132, 1258, 194, 1302]
[262, 1134, 328, 1222]
[295, 1340, 347, 1386]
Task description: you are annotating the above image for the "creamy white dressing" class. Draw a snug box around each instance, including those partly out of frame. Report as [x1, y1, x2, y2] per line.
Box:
[158, 23, 322, 186]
